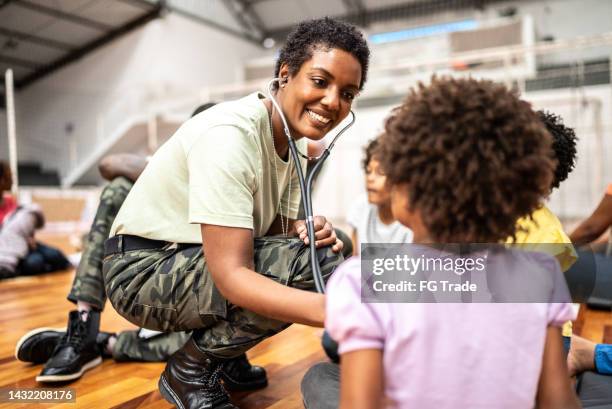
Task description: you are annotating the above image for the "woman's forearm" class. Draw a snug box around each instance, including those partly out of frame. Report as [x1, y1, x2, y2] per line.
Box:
[217, 266, 325, 326]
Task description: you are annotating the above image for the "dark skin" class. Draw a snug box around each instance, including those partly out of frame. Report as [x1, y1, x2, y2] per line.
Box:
[569, 192, 612, 247]
[203, 47, 362, 326]
[0, 164, 12, 204]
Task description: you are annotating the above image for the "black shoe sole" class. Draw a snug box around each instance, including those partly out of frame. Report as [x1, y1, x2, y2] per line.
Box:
[14, 327, 65, 363]
[221, 373, 268, 391]
[36, 356, 102, 383]
[159, 375, 184, 409]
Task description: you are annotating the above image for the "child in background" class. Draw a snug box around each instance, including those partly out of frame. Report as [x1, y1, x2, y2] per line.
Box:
[0, 162, 17, 225]
[347, 138, 413, 255]
[508, 110, 579, 341]
[320, 138, 413, 364]
[0, 161, 70, 278]
[322, 78, 579, 409]
[510, 110, 578, 273]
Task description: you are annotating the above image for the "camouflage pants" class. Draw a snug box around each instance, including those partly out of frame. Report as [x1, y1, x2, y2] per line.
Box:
[103, 237, 344, 358]
[67, 176, 134, 309]
[66, 177, 189, 361]
[113, 330, 190, 362]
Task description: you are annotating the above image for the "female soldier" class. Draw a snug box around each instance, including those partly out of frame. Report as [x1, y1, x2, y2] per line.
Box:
[103, 17, 370, 409]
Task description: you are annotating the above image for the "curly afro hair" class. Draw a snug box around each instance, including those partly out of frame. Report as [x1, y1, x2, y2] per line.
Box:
[378, 77, 555, 243]
[274, 17, 370, 91]
[537, 110, 578, 189]
[362, 138, 381, 171]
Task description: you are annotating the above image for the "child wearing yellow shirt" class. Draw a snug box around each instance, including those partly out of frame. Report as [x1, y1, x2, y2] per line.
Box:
[508, 110, 578, 337]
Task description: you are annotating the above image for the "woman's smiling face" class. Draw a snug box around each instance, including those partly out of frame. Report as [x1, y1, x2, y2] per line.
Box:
[277, 47, 362, 141]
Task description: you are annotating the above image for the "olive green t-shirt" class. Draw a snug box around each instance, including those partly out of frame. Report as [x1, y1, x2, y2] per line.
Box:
[110, 92, 306, 243]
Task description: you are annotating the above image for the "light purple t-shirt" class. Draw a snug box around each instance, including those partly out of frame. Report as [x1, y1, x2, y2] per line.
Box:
[326, 256, 575, 409]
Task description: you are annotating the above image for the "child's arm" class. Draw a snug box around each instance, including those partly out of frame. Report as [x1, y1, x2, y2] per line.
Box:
[535, 326, 581, 409]
[339, 349, 384, 409]
[351, 228, 359, 256]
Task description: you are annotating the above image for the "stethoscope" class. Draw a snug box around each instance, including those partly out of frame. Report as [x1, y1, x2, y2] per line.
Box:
[266, 78, 356, 294]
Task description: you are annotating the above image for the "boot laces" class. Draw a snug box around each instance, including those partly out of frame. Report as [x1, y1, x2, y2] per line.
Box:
[203, 364, 228, 400]
[57, 316, 87, 351]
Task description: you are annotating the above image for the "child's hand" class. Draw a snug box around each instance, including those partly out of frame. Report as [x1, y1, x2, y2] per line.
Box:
[294, 216, 344, 253]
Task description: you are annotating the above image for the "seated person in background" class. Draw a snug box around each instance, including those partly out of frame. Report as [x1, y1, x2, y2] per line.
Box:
[570, 183, 612, 250]
[15, 104, 267, 391]
[0, 162, 17, 223]
[303, 77, 579, 409]
[347, 138, 413, 255]
[509, 110, 578, 272]
[0, 161, 69, 279]
[322, 138, 413, 363]
[507, 110, 578, 345]
[567, 184, 612, 400]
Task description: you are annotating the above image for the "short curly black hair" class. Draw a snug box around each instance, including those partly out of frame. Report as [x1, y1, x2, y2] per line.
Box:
[537, 110, 578, 189]
[378, 77, 555, 243]
[362, 138, 381, 171]
[274, 17, 370, 90]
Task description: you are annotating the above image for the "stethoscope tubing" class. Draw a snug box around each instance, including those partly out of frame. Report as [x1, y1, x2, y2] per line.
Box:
[267, 78, 355, 294]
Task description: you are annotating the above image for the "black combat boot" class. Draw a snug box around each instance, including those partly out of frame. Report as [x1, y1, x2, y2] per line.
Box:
[159, 338, 237, 409]
[36, 310, 102, 382]
[221, 353, 267, 391]
[16, 326, 114, 364]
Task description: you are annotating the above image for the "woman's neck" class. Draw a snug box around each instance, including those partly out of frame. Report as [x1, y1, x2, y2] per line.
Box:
[377, 202, 394, 225]
[264, 99, 290, 160]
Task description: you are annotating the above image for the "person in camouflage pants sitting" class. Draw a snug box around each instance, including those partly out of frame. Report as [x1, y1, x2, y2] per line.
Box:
[102, 17, 367, 409]
[15, 105, 272, 390]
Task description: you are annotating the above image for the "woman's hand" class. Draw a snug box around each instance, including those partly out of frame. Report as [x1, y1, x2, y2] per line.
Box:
[294, 216, 344, 253]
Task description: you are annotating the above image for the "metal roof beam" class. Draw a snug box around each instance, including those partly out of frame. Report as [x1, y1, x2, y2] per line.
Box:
[16, 4, 163, 89]
[12, 0, 113, 32]
[163, 1, 263, 47]
[0, 27, 74, 50]
[222, 0, 266, 40]
[117, 0, 159, 11]
[0, 54, 38, 69]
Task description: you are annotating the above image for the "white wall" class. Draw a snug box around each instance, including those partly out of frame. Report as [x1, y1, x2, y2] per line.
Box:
[14, 12, 264, 177]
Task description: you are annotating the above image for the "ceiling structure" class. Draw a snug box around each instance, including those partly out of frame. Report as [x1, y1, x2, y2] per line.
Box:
[0, 0, 513, 99]
[0, 0, 162, 93]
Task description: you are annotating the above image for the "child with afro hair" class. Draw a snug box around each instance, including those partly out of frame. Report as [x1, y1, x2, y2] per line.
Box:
[309, 77, 580, 409]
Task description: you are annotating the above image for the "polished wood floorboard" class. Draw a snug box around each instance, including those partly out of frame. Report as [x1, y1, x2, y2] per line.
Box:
[1, 263, 610, 408]
[0, 268, 326, 409]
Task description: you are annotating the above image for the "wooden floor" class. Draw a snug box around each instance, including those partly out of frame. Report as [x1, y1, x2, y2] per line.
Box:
[0, 268, 326, 409]
[1, 254, 611, 408]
